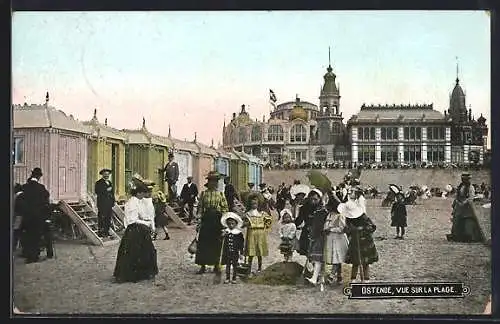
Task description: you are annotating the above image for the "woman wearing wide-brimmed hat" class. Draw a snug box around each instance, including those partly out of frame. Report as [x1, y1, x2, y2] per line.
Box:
[113, 182, 158, 283]
[339, 188, 379, 283]
[195, 171, 229, 275]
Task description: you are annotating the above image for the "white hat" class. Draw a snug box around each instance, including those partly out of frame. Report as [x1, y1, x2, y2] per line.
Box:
[290, 184, 311, 199]
[221, 212, 243, 229]
[308, 188, 323, 199]
[279, 208, 293, 219]
[445, 184, 453, 193]
[389, 184, 401, 195]
[337, 200, 364, 219]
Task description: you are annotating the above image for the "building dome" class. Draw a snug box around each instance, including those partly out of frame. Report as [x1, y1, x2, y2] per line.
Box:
[451, 78, 465, 99]
[290, 105, 308, 121]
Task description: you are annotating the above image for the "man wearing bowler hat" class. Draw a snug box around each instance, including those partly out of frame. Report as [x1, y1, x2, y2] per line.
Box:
[95, 168, 115, 237]
[20, 167, 51, 263]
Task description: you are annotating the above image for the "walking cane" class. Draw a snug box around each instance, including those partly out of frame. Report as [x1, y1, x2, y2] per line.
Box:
[356, 228, 365, 282]
[213, 232, 225, 284]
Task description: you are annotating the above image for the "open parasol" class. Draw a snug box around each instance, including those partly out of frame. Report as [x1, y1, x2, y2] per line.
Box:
[306, 170, 332, 194]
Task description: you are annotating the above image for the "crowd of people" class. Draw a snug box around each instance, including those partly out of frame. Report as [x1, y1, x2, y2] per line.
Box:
[13, 164, 487, 288]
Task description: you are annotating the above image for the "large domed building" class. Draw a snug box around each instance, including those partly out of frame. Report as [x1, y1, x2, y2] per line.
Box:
[222, 60, 350, 167]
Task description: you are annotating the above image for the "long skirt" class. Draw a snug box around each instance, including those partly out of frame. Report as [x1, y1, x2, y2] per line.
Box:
[345, 231, 379, 266]
[195, 208, 223, 266]
[113, 223, 158, 283]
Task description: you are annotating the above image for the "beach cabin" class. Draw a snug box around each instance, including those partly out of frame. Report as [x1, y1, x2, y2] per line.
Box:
[194, 137, 218, 189]
[170, 137, 197, 197]
[82, 110, 127, 200]
[122, 118, 172, 189]
[12, 100, 89, 203]
[215, 149, 231, 192]
[230, 150, 249, 193]
[239, 151, 261, 188]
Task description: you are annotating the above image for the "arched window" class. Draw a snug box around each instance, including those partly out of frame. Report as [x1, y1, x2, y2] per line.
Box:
[238, 127, 247, 143]
[251, 125, 262, 142]
[315, 148, 327, 161]
[332, 123, 340, 135]
[290, 124, 307, 143]
[267, 125, 284, 141]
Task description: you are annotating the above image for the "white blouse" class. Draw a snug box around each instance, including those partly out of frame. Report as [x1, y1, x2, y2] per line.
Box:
[124, 196, 153, 229]
[141, 197, 156, 232]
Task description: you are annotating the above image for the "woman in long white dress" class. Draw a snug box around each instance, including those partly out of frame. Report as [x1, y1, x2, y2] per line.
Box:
[113, 183, 158, 283]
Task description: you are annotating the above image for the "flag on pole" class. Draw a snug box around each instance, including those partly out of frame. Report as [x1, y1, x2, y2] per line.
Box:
[269, 89, 277, 103]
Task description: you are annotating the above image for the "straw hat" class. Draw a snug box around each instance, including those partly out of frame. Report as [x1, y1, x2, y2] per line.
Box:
[99, 168, 111, 176]
[220, 212, 243, 228]
[206, 171, 221, 180]
[337, 200, 364, 219]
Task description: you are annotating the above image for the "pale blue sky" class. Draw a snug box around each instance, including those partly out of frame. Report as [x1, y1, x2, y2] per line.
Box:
[12, 11, 491, 146]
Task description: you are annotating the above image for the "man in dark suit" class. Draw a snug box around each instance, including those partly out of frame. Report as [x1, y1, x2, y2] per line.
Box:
[180, 176, 198, 224]
[162, 152, 179, 203]
[223, 176, 239, 212]
[95, 168, 115, 237]
[20, 167, 51, 263]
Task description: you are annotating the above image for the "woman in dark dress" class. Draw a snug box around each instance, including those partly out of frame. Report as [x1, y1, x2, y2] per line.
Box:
[113, 183, 158, 283]
[304, 189, 329, 285]
[195, 171, 229, 274]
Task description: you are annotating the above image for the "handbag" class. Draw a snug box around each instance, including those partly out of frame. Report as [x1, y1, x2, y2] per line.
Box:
[188, 237, 197, 255]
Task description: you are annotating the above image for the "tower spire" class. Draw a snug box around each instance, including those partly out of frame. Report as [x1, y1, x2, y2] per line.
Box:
[328, 46, 331, 67]
[455, 56, 460, 84]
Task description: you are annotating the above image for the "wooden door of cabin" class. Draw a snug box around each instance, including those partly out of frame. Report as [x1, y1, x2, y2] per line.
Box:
[58, 135, 81, 201]
[175, 152, 189, 196]
[111, 143, 118, 195]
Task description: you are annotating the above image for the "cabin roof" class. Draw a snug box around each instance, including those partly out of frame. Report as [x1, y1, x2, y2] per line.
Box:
[82, 121, 127, 140]
[171, 138, 199, 153]
[13, 104, 88, 134]
[196, 142, 218, 156]
[216, 149, 232, 159]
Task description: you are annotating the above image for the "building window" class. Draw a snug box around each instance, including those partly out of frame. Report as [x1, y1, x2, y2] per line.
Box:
[404, 127, 422, 141]
[381, 145, 398, 162]
[381, 127, 399, 141]
[358, 145, 376, 163]
[359, 127, 375, 141]
[230, 129, 238, 144]
[251, 125, 262, 142]
[315, 148, 327, 161]
[403, 145, 421, 163]
[427, 127, 445, 140]
[13, 137, 24, 165]
[332, 123, 340, 135]
[238, 128, 247, 144]
[290, 124, 307, 143]
[427, 145, 445, 162]
[290, 150, 307, 163]
[267, 125, 284, 142]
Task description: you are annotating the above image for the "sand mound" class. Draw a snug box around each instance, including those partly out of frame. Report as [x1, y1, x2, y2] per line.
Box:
[247, 262, 305, 286]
